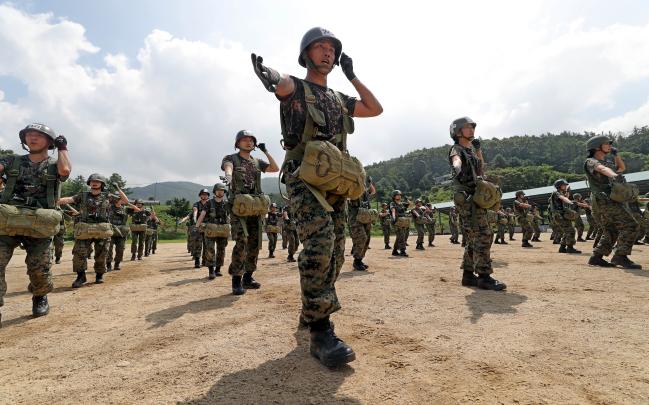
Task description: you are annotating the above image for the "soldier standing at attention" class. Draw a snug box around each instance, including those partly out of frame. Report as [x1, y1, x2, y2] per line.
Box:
[58, 174, 129, 287]
[222, 131, 279, 294]
[411, 199, 426, 250]
[195, 183, 230, 279]
[265, 203, 280, 258]
[0, 124, 70, 324]
[513, 191, 534, 248]
[584, 136, 641, 269]
[127, 199, 150, 261]
[251, 27, 382, 367]
[379, 202, 392, 249]
[390, 190, 409, 257]
[448, 207, 459, 244]
[448, 117, 505, 291]
[107, 194, 139, 271]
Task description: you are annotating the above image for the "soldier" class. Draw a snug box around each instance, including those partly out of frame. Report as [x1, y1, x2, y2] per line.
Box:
[448, 207, 459, 244]
[411, 199, 426, 250]
[494, 208, 509, 244]
[127, 199, 150, 261]
[280, 208, 289, 250]
[196, 183, 230, 279]
[191, 189, 210, 268]
[58, 174, 127, 287]
[53, 206, 78, 264]
[390, 190, 409, 257]
[506, 208, 516, 240]
[584, 195, 597, 240]
[531, 205, 542, 242]
[584, 136, 640, 269]
[252, 27, 382, 367]
[0, 124, 70, 324]
[513, 191, 534, 248]
[283, 206, 299, 262]
[222, 131, 279, 294]
[349, 177, 375, 270]
[265, 203, 280, 258]
[107, 194, 138, 271]
[144, 208, 160, 256]
[572, 193, 587, 242]
[379, 202, 392, 249]
[448, 116, 505, 291]
[549, 179, 581, 254]
[425, 204, 436, 247]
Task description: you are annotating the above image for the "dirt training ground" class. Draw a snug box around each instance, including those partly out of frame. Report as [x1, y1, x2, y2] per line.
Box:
[1, 237, 649, 404]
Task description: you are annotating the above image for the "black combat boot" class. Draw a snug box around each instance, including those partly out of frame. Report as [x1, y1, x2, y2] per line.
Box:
[461, 271, 479, 287]
[152, 250, 156, 254]
[268, 251, 275, 258]
[309, 317, 356, 368]
[494, 238, 501, 244]
[242, 272, 261, 289]
[416, 243, 425, 250]
[577, 237, 586, 242]
[114, 261, 121, 271]
[477, 274, 507, 291]
[522, 240, 534, 248]
[55, 256, 61, 264]
[208, 266, 216, 280]
[566, 245, 581, 254]
[232, 276, 245, 295]
[131, 254, 136, 261]
[399, 250, 409, 257]
[553, 238, 561, 245]
[501, 240, 508, 245]
[353, 258, 366, 271]
[137, 255, 142, 261]
[144, 252, 149, 257]
[588, 254, 615, 267]
[106, 262, 112, 272]
[72, 272, 87, 288]
[214, 266, 222, 277]
[428, 242, 434, 247]
[194, 257, 200, 269]
[32, 295, 50, 317]
[287, 254, 296, 262]
[558, 245, 567, 253]
[95, 272, 104, 284]
[611, 255, 642, 269]
[392, 248, 399, 256]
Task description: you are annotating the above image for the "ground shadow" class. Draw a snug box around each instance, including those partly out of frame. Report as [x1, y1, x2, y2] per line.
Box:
[465, 290, 528, 324]
[177, 330, 360, 404]
[0, 314, 32, 328]
[159, 266, 197, 274]
[146, 293, 239, 329]
[4, 285, 74, 299]
[167, 277, 209, 287]
[491, 260, 509, 269]
[622, 268, 649, 278]
[339, 270, 372, 279]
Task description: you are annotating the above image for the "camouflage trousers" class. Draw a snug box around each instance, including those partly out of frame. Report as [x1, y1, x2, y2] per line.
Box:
[131, 231, 145, 258]
[350, 220, 371, 260]
[592, 195, 636, 256]
[186, 230, 191, 252]
[381, 224, 391, 245]
[553, 213, 576, 246]
[267, 232, 277, 254]
[497, 224, 507, 240]
[455, 195, 493, 275]
[507, 224, 515, 239]
[449, 224, 458, 242]
[189, 226, 204, 260]
[426, 223, 435, 244]
[285, 227, 299, 257]
[574, 216, 585, 238]
[632, 213, 646, 242]
[0, 235, 54, 306]
[415, 223, 425, 245]
[73, 238, 109, 274]
[145, 231, 157, 255]
[204, 236, 228, 268]
[281, 228, 288, 249]
[107, 235, 126, 265]
[286, 172, 346, 323]
[532, 221, 541, 239]
[393, 222, 408, 251]
[517, 216, 534, 241]
[228, 215, 261, 276]
[54, 224, 66, 259]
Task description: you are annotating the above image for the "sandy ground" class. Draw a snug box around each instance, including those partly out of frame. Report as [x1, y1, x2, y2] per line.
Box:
[1, 235, 649, 404]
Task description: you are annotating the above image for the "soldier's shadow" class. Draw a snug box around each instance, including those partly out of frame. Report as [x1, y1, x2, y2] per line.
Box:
[177, 329, 360, 405]
[623, 268, 649, 278]
[465, 290, 527, 324]
[0, 314, 32, 328]
[167, 277, 208, 287]
[4, 285, 74, 299]
[145, 294, 239, 329]
[339, 270, 372, 279]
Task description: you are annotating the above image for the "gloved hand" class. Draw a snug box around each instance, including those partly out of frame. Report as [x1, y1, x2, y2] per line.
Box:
[257, 142, 267, 153]
[54, 135, 67, 150]
[340, 52, 356, 81]
[224, 173, 232, 185]
[611, 147, 618, 156]
[471, 138, 481, 150]
[613, 174, 626, 183]
[251, 53, 281, 92]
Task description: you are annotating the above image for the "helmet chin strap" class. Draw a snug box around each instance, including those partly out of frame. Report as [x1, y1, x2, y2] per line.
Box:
[303, 52, 334, 74]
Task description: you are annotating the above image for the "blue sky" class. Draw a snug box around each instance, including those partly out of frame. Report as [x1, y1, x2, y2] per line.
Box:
[1, 1, 649, 185]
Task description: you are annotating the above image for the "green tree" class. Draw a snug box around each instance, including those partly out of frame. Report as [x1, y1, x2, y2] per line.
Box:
[61, 175, 87, 197]
[166, 197, 190, 231]
[108, 173, 131, 195]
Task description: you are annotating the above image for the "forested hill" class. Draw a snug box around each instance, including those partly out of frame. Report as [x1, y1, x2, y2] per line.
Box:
[366, 126, 649, 202]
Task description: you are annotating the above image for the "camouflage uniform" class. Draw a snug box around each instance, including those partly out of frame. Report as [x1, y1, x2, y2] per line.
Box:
[280, 215, 288, 249]
[573, 204, 585, 241]
[53, 217, 66, 262]
[494, 211, 508, 244]
[507, 211, 516, 240]
[448, 210, 459, 243]
[584, 199, 597, 240]
[425, 207, 436, 246]
[585, 158, 636, 258]
[191, 200, 210, 265]
[349, 186, 372, 262]
[266, 210, 280, 257]
[411, 205, 426, 249]
[127, 208, 150, 259]
[531, 209, 542, 241]
[279, 77, 356, 322]
[70, 191, 116, 275]
[390, 201, 408, 253]
[145, 215, 159, 256]
[0, 155, 65, 309]
[283, 209, 299, 260]
[379, 206, 391, 248]
[202, 198, 230, 269]
[550, 190, 576, 247]
[222, 153, 269, 277]
[107, 203, 128, 269]
[513, 199, 533, 244]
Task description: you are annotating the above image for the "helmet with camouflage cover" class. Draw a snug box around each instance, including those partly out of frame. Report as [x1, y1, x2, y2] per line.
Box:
[449, 117, 476, 140]
[554, 178, 568, 189]
[515, 190, 525, 198]
[391, 189, 402, 198]
[298, 27, 342, 68]
[586, 135, 612, 151]
[234, 129, 257, 149]
[573, 193, 582, 200]
[19, 123, 57, 150]
[86, 173, 108, 189]
[213, 183, 227, 193]
[198, 188, 210, 196]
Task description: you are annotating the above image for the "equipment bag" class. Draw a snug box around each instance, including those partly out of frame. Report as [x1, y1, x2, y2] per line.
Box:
[265, 224, 280, 234]
[74, 222, 113, 240]
[473, 179, 502, 209]
[0, 204, 62, 238]
[498, 217, 508, 225]
[395, 216, 411, 229]
[609, 182, 639, 203]
[112, 225, 130, 238]
[130, 223, 148, 232]
[203, 223, 231, 238]
[146, 228, 154, 236]
[562, 209, 579, 221]
[356, 208, 375, 224]
[231, 194, 270, 217]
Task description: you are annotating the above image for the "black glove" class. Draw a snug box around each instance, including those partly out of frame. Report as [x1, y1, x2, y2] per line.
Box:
[611, 147, 618, 156]
[340, 52, 356, 81]
[251, 53, 281, 92]
[54, 135, 67, 150]
[613, 174, 626, 183]
[471, 138, 481, 150]
[257, 142, 267, 153]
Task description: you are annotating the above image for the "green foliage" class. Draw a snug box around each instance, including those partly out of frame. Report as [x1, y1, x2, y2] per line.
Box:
[488, 165, 584, 193]
[0, 148, 14, 158]
[61, 175, 88, 197]
[108, 173, 131, 195]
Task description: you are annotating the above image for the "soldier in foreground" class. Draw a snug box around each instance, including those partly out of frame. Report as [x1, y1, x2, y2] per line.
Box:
[252, 26, 382, 367]
[0, 124, 70, 324]
[448, 117, 505, 290]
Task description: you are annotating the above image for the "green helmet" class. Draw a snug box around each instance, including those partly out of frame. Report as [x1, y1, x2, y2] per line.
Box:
[213, 183, 226, 192]
[134, 199, 143, 205]
[391, 189, 402, 198]
[19, 123, 57, 150]
[415, 199, 422, 204]
[586, 135, 612, 151]
[449, 117, 476, 139]
[198, 188, 210, 196]
[298, 27, 342, 68]
[86, 173, 107, 188]
[234, 129, 257, 149]
[515, 190, 525, 198]
[554, 178, 568, 189]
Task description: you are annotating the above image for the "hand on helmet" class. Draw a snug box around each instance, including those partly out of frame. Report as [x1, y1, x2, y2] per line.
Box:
[251, 53, 281, 92]
[54, 135, 68, 150]
[257, 142, 267, 153]
[340, 52, 356, 81]
[610, 147, 618, 156]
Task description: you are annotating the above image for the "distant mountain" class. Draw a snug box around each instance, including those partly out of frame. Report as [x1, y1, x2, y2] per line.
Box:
[129, 177, 285, 203]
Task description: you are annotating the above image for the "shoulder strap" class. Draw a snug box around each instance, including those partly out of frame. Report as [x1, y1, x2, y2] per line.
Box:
[459, 147, 478, 181]
[80, 192, 89, 220]
[46, 158, 60, 209]
[332, 90, 351, 150]
[0, 156, 21, 203]
[230, 153, 241, 194]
